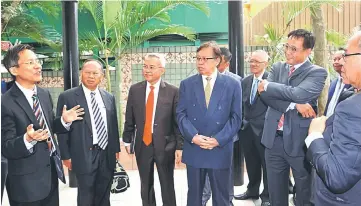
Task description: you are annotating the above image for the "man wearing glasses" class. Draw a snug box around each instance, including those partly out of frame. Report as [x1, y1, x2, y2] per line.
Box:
[177, 41, 242, 206]
[257, 29, 327, 206]
[305, 30, 361, 206]
[1, 44, 83, 205]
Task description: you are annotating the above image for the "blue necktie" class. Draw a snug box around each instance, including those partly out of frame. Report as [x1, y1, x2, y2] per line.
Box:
[250, 79, 259, 105]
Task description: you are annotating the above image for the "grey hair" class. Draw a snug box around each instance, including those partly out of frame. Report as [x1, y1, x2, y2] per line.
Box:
[252, 50, 270, 62]
[144, 53, 166, 68]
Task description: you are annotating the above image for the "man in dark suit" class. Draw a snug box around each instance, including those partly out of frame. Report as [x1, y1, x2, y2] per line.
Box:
[306, 30, 361, 206]
[177, 41, 242, 206]
[234, 50, 270, 206]
[324, 49, 352, 117]
[123, 53, 183, 206]
[1, 44, 83, 206]
[57, 59, 121, 206]
[201, 47, 241, 206]
[258, 29, 328, 206]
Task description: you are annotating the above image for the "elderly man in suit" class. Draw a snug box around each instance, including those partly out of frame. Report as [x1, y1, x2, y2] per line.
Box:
[258, 29, 328, 206]
[201, 47, 242, 206]
[177, 41, 242, 206]
[57, 59, 121, 206]
[1, 44, 83, 206]
[306, 30, 361, 206]
[123, 53, 183, 206]
[324, 49, 352, 117]
[234, 50, 270, 206]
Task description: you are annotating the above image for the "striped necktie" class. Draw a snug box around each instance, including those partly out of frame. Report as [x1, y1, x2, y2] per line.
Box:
[90, 92, 108, 150]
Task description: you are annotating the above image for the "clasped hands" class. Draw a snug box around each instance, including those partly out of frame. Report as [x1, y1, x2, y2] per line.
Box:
[192, 135, 219, 150]
[26, 105, 84, 142]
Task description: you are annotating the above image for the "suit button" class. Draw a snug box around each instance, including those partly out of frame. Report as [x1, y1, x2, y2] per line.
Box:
[193, 118, 196, 121]
[193, 104, 196, 106]
[47, 164, 50, 167]
[45, 147, 48, 151]
[216, 122, 220, 125]
[154, 124, 158, 127]
[90, 147, 93, 150]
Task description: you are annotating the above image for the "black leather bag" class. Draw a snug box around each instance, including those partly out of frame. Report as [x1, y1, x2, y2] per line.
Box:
[110, 160, 130, 193]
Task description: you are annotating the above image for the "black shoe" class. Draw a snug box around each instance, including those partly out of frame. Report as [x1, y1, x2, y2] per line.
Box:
[234, 191, 259, 200]
[261, 201, 271, 206]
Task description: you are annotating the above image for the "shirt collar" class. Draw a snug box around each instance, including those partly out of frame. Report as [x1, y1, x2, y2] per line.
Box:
[82, 84, 100, 95]
[15, 81, 35, 98]
[202, 68, 218, 81]
[292, 59, 308, 70]
[146, 78, 161, 89]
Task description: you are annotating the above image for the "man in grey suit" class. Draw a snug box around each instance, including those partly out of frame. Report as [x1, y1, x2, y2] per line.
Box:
[258, 29, 327, 206]
[234, 50, 270, 206]
[306, 30, 361, 206]
[201, 47, 241, 206]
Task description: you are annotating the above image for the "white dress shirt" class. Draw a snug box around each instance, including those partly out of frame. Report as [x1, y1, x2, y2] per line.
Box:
[250, 71, 266, 102]
[145, 79, 161, 133]
[202, 68, 218, 92]
[17, 82, 69, 151]
[326, 75, 345, 117]
[82, 85, 108, 145]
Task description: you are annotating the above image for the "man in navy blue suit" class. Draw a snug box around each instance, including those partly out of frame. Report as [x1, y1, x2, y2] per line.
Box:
[306, 30, 361, 206]
[177, 41, 242, 206]
[324, 49, 351, 117]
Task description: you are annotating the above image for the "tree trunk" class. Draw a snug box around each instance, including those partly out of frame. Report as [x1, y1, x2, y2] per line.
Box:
[311, 5, 329, 116]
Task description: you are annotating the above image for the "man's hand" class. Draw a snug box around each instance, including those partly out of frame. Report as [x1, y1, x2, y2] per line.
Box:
[62, 105, 85, 123]
[309, 116, 327, 134]
[296, 103, 316, 118]
[124, 145, 133, 155]
[257, 80, 268, 93]
[115, 152, 121, 160]
[63, 159, 72, 170]
[192, 135, 210, 147]
[26, 124, 48, 142]
[175, 150, 182, 165]
[200, 138, 220, 150]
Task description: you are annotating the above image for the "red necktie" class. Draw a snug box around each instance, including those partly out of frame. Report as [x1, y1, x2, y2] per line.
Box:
[277, 66, 295, 130]
[143, 86, 155, 146]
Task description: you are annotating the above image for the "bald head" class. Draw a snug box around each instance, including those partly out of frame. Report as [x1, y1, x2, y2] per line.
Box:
[252, 50, 269, 62]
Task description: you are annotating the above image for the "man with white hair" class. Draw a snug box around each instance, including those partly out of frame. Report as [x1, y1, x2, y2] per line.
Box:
[123, 53, 183, 206]
[306, 31, 361, 205]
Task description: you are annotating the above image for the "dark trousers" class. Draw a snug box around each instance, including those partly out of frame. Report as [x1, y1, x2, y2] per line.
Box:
[187, 165, 231, 206]
[9, 158, 59, 206]
[136, 142, 176, 206]
[265, 135, 312, 206]
[76, 148, 113, 206]
[1, 160, 8, 203]
[242, 126, 269, 201]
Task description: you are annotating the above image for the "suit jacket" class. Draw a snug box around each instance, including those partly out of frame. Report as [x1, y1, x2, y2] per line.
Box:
[241, 72, 269, 137]
[324, 78, 351, 115]
[260, 61, 327, 157]
[122, 80, 183, 157]
[224, 70, 242, 142]
[56, 85, 120, 174]
[176, 73, 242, 169]
[307, 92, 361, 205]
[1, 84, 67, 202]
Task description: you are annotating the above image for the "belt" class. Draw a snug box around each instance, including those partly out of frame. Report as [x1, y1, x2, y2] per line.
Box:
[90, 144, 102, 150]
[276, 130, 283, 137]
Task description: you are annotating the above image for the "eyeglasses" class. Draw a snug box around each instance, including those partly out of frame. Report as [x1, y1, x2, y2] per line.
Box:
[283, 44, 305, 53]
[194, 57, 216, 62]
[342, 52, 361, 62]
[17, 59, 43, 66]
[248, 60, 266, 65]
[142, 65, 163, 71]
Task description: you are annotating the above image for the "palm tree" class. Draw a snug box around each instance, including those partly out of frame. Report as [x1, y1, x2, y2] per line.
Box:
[79, 0, 210, 133]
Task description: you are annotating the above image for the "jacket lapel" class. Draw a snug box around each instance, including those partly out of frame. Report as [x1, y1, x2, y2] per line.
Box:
[99, 89, 112, 133]
[154, 80, 166, 124]
[75, 85, 92, 133]
[244, 76, 253, 106]
[193, 74, 207, 113]
[11, 84, 41, 129]
[289, 60, 312, 83]
[206, 73, 226, 117]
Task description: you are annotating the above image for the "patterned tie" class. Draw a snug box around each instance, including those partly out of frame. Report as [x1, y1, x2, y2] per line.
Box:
[277, 65, 295, 130]
[205, 77, 212, 108]
[143, 86, 155, 146]
[32, 92, 56, 154]
[90, 92, 108, 149]
[250, 78, 259, 105]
